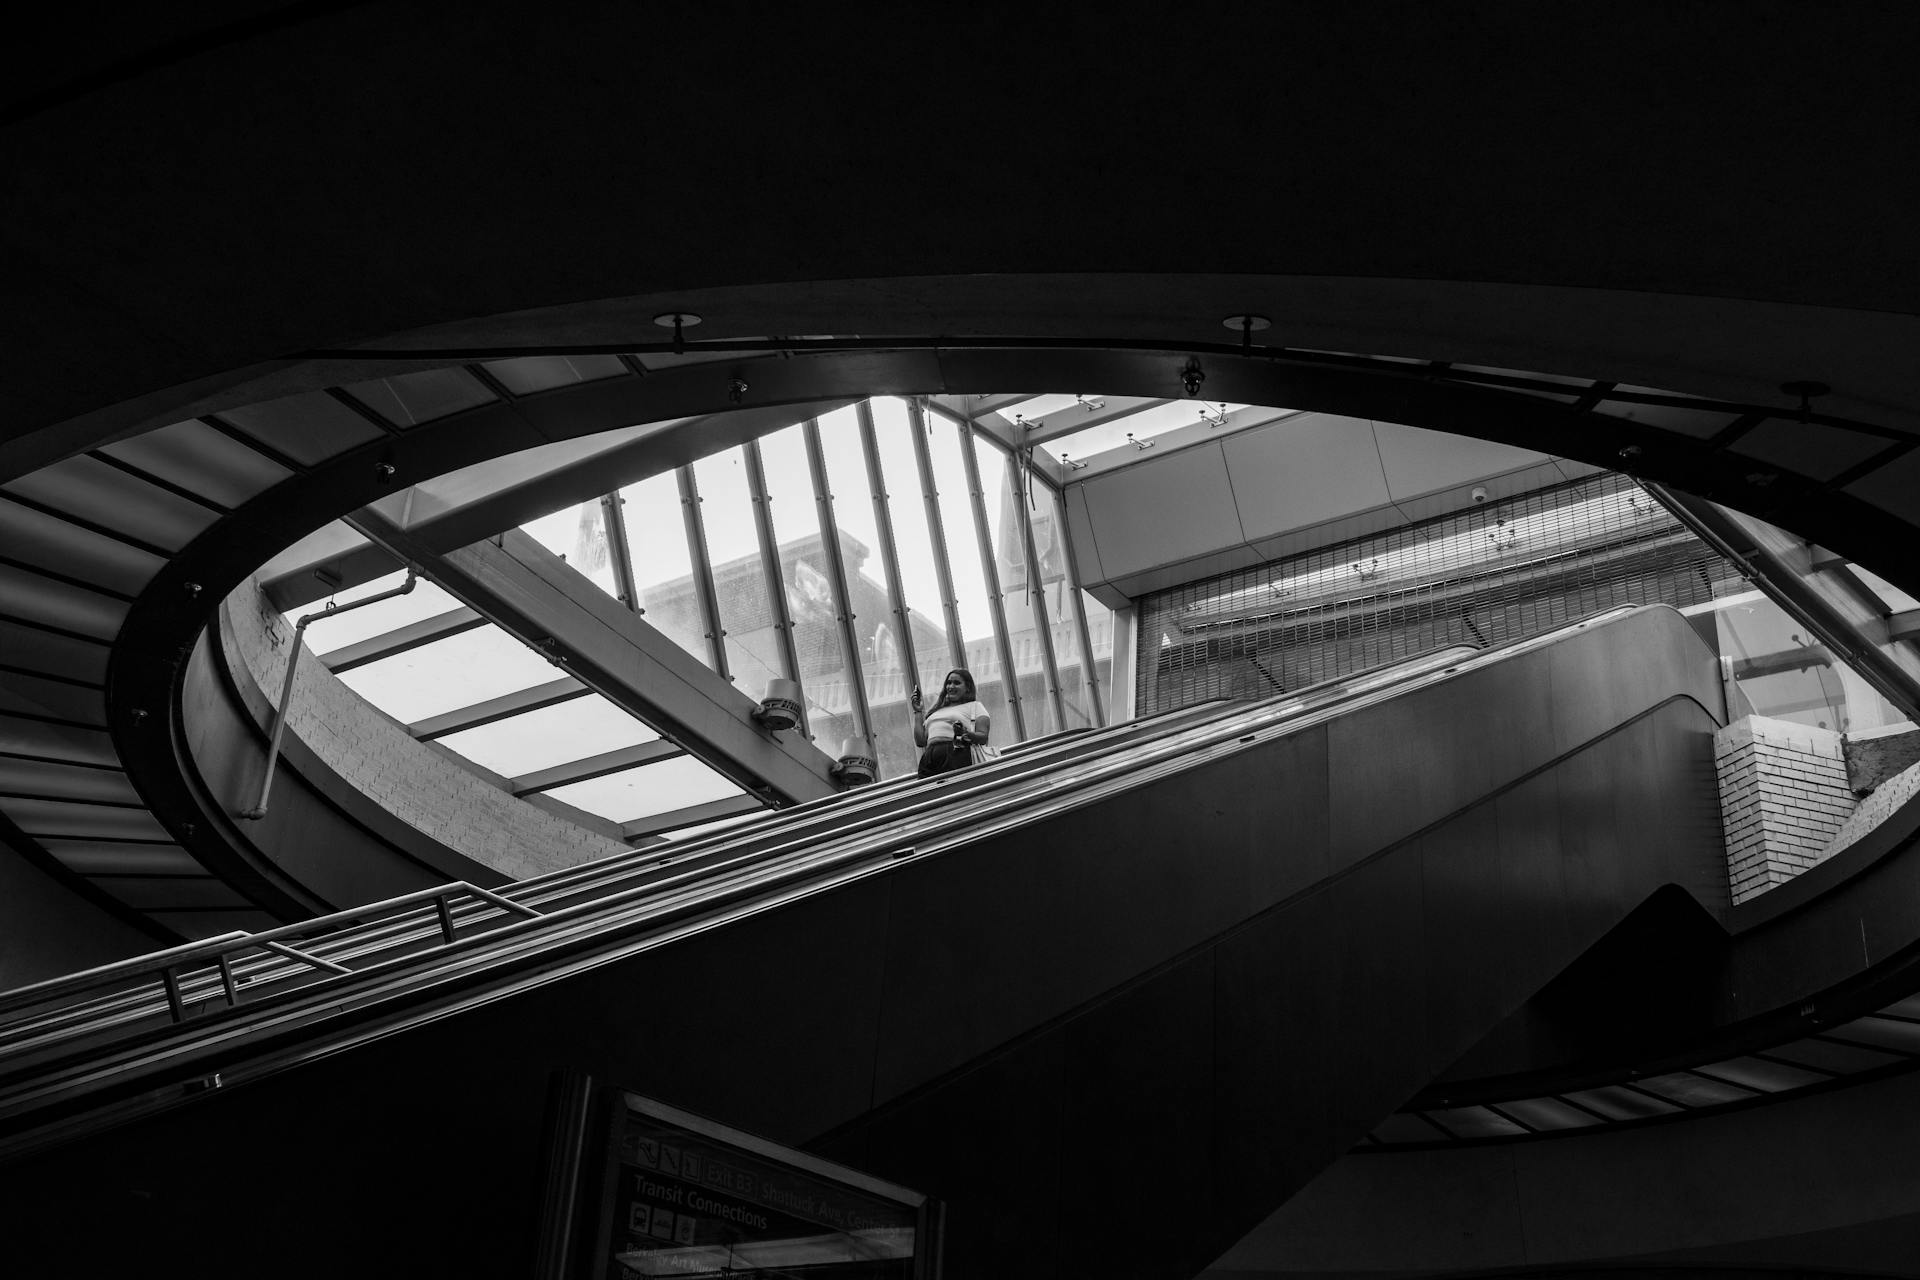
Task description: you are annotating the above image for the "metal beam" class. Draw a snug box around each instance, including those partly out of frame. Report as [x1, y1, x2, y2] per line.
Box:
[742, 437, 803, 696]
[858, 400, 920, 706]
[410, 676, 588, 739]
[622, 794, 764, 842]
[676, 465, 730, 680]
[802, 417, 875, 748]
[264, 398, 861, 608]
[509, 739, 684, 795]
[351, 510, 839, 804]
[319, 606, 484, 672]
[1892, 610, 1920, 642]
[907, 397, 967, 672]
[957, 413, 1027, 739]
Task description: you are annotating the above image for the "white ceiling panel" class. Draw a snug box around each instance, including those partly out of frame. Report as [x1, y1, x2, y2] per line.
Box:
[100, 418, 294, 509]
[1077, 443, 1245, 579]
[0, 499, 167, 596]
[1371, 422, 1550, 501]
[1221, 413, 1393, 540]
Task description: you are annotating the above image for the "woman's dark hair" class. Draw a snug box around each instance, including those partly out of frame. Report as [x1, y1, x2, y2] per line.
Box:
[931, 667, 977, 710]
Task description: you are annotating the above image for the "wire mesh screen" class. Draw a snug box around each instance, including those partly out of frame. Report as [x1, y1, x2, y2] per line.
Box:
[1136, 473, 1731, 713]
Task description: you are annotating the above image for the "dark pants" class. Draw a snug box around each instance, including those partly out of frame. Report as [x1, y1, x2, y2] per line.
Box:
[916, 738, 972, 777]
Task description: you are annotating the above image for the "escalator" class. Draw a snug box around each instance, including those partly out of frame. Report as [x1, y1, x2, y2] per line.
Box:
[0, 605, 1729, 1279]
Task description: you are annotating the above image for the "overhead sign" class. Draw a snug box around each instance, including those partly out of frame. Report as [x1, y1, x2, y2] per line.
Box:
[591, 1090, 938, 1279]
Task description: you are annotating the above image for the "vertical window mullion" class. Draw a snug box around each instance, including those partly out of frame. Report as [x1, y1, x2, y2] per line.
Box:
[907, 397, 968, 672]
[1052, 475, 1109, 727]
[957, 410, 1027, 740]
[858, 400, 920, 704]
[803, 417, 876, 747]
[743, 439, 803, 690]
[1013, 443, 1069, 732]
[676, 466, 730, 682]
[599, 492, 639, 611]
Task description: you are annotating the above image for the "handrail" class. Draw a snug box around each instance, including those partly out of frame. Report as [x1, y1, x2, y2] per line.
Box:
[0, 697, 1245, 1054]
[0, 609, 1651, 1150]
[0, 627, 1568, 1070]
[0, 882, 541, 1028]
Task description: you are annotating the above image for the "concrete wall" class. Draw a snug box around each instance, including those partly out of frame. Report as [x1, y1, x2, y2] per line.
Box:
[1717, 716, 1856, 903]
[221, 582, 629, 881]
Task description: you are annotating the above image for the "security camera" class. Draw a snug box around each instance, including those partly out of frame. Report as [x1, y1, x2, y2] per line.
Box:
[1471, 486, 1490, 504]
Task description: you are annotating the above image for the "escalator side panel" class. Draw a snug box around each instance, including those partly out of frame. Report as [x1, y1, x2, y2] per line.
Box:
[820, 697, 1727, 1280]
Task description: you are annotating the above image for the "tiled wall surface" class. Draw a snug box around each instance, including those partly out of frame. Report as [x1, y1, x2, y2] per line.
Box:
[1716, 716, 1856, 904]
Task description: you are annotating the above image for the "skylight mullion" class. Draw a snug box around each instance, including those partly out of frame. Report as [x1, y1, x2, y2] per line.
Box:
[907, 396, 967, 672]
[803, 417, 875, 747]
[858, 400, 920, 702]
[743, 438, 803, 694]
[1048, 471, 1108, 728]
[1010, 442, 1069, 733]
[957, 411, 1027, 740]
[677, 466, 731, 681]
[600, 492, 640, 611]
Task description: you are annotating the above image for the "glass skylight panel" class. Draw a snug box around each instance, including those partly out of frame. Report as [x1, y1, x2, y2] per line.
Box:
[998, 393, 1081, 424]
[336, 624, 563, 724]
[976, 438, 1060, 736]
[523, 501, 620, 600]
[300, 570, 465, 652]
[870, 397, 955, 679]
[817, 406, 909, 738]
[1041, 399, 1252, 463]
[341, 367, 495, 427]
[435, 696, 658, 779]
[927, 413, 1014, 735]
[758, 424, 859, 750]
[692, 447, 784, 695]
[542, 755, 744, 823]
[618, 471, 711, 667]
[481, 354, 628, 396]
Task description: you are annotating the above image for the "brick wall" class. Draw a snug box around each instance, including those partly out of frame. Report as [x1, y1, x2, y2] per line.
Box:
[224, 583, 630, 880]
[1716, 716, 1856, 904]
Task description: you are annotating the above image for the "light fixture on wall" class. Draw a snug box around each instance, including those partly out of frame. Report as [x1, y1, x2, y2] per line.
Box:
[1125, 433, 1155, 451]
[1075, 394, 1106, 412]
[750, 677, 802, 732]
[1199, 403, 1230, 429]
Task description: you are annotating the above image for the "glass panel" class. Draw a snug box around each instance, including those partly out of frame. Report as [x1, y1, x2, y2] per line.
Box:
[1557, 1086, 1681, 1120]
[1692, 1056, 1830, 1093]
[1630, 1072, 1757, 1107]
[1707, 592, 1852, 731]
[618, 471, 711, 668]
[1824, 1015, 1920, 1054]
[337, 625, 561, 724]
[342, 367, 495, 426]
[1423, 1106, 1526, 1138]
[1079, 589, 1116, 726]
[694, 448, 786, 697]
[926, 413, 1013, 739]
[544, 756, 743, 823]
[1028, 480, 1097, 732]
[819, 407, 912, 774]
[870, 397, 957, 696]
[482, 354, 628, 396]
[523, 501, 620, 600]
[1756, 1037, 1899, 1074]
[759, 424, 857, 753]
[1491, 1097, 1601, 1131]
[437, 697, 657, 778]
[299, 570, 464, 652]
[979, 437, 1060, 737]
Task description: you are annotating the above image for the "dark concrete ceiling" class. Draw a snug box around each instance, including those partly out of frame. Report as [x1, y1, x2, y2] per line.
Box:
[6, 5, 1920, 474]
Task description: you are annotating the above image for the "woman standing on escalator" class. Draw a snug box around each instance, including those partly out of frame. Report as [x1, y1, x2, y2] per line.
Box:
[911, 668, 992, 778]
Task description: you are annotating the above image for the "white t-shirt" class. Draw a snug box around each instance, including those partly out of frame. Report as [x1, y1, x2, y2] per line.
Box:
[924, 699, 987, 742]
